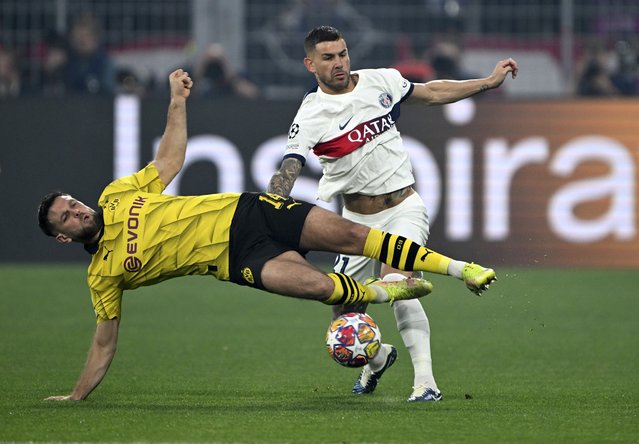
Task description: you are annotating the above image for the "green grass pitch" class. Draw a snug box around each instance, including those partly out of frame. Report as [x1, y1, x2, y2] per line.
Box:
[1, 264, 637, 443]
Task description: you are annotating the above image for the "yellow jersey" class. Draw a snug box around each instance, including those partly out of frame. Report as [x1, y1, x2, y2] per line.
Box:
[87, 164, 240, 323]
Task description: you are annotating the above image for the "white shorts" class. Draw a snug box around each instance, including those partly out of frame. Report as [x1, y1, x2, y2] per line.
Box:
[334, 193, 430, 282]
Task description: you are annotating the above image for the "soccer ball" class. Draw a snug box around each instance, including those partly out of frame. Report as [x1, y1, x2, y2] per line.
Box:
[326, 312, 381, 368]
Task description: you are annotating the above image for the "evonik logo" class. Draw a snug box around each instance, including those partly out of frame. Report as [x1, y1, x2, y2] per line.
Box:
[123, 195, 147, 272]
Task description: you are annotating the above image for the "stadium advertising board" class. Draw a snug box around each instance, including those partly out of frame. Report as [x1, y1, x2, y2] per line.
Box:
[1, 97, 637, 266]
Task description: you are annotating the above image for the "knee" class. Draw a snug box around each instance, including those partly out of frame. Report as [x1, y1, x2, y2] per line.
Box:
[306, 276, 335, 301]
[318, 276, 335, 297]
[347, 223, 370, 251]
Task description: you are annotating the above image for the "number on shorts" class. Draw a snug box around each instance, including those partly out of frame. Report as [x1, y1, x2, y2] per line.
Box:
[334, 255, 350, 273]
[259, 193, 286, 209]
[259, 193, 302, 210]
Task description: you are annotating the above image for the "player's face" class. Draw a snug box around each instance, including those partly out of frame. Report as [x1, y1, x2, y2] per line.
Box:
[305, 39, 352, 94]
[48, 195, 102, 244]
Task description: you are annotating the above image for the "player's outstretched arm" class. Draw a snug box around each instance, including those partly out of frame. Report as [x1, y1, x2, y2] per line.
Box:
[267, 157, 304, 198]
[406, 57, 519, 105]
[45, 318, 119, 401]
[152, 69, 193, 187]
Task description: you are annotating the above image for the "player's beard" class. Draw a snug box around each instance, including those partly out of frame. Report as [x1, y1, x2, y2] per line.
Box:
[319, 70, 350, 94]
[77, 208, 104, 244]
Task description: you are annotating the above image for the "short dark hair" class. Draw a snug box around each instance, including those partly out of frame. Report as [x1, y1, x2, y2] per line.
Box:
[304, 26, 343, 55]
[38, 191, 67, 236]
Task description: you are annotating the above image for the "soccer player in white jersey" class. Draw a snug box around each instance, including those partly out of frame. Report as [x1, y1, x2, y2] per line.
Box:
[268, 26, 516, 402]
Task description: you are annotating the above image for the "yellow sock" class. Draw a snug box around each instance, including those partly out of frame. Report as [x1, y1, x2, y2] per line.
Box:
[324, 273, 377, 305]
[363, 228, 451, 275]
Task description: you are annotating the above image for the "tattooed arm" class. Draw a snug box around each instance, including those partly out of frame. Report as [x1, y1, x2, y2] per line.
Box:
[405, 58, 518, 105]
[267, 157, 304, 197]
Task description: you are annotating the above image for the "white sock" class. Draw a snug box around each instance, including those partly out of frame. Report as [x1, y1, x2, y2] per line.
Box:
[384, 273, 439, 391]
[368, 285, 389, 303]
[447, 260, 466, 279]
[368, 343, 392, 373]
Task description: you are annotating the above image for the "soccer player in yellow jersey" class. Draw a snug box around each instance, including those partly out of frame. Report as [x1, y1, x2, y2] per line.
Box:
[38, 69, 496, 401]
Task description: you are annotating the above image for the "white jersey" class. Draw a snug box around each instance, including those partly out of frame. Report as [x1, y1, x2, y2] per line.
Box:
[284, 68, 416, 202]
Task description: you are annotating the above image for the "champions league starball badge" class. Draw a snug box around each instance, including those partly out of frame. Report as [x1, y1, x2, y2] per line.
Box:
[288, 123, 300, 139]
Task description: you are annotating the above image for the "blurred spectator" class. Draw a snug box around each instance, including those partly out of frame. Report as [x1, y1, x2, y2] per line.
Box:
[40, 32, 68, 96]
[116, 67, 147, 96]
[277, 0, 369, 34]
[0, 47, 21, 97]
[429, 40, 478, 80]
[193, 43, 260, 99]
[610, 40, 639, 96]
[64, 13, 116, 95]
[575, 40, 618, 97]
[392, 37, 434, 83]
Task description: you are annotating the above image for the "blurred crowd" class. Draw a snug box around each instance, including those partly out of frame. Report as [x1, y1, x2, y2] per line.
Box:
[574, 38, 639, 96]
[391, 35, 639, 97]
[0, 13, 261, 99]
[1, 14, 116, 97]
[392, 38, 480, 83]
[1, 12, 638, 99]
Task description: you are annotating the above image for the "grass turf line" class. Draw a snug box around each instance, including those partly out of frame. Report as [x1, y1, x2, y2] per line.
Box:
[0, 264, 637, 443]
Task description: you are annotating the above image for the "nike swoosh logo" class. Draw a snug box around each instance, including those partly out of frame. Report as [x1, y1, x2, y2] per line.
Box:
[338, 116, 354, 130]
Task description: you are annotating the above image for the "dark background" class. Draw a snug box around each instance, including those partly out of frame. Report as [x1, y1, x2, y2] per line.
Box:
[2, 97, 638, 267]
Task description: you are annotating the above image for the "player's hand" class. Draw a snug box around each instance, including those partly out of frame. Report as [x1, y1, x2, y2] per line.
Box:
[487, 58, 518, 88]
[44, 394, 75, 401]
[169, 68, 193, 99]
